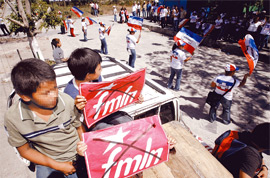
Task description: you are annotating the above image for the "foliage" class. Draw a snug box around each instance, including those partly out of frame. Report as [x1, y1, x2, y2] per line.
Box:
[8, 0, 62, 35]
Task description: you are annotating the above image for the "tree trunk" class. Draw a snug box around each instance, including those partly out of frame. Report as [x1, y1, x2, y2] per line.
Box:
[28, 36, 45, 61]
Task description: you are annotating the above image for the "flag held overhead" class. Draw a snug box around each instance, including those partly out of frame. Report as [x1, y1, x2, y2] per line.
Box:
[127, 16, 144, 30]
[174, 27, 203, 54]
[71, 6, 84, 17]
[238, 34, 259, 74]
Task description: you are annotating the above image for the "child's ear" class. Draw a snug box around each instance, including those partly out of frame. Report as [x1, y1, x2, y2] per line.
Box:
[18, 94, 31, 102]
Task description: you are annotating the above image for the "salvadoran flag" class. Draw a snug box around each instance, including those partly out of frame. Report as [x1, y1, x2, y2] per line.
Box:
[178, 19, 189, 29]
[203, 24, 215, 37]
[106, 25, 112, 36]
[174, 27, 203, 54]
[86, 17, 97, 25]
[238, 34, 259, 74]
[71, 6, 84, 17]
[127, 16, 143, 30]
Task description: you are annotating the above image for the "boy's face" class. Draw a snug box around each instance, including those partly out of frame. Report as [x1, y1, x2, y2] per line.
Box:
[85, 63, 102, 82]
[22, 80, 58, 109]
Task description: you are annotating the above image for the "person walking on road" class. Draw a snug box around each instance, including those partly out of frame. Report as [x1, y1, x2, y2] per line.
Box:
[81, 17, 88, 41]
[209, 64, 250, 124]
[67, 15, 76, 37]
[126, 28, 141, 68]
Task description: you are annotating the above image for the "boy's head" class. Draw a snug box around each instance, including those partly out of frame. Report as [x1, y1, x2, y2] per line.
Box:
[68, 48, 102, 81]
[11, 59, 58, 109]
[51, 38, 61, 48]
[225, 64, 238, 76]
[82, 17, 85, 22]
[251, 122, 270, 151]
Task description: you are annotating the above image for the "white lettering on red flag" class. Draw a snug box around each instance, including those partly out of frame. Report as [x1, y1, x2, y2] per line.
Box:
[82, 115, 169, 178]
[80, 69, 145, 128]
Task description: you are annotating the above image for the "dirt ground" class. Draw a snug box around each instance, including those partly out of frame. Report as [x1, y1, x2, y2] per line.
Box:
[0, 14, 269, 177]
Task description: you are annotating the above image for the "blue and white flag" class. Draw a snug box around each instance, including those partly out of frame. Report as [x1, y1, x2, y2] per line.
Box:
[71, 6, 84, 17]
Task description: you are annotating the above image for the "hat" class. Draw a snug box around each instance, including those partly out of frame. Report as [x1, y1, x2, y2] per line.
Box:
[99, 22, 105, 26]
[113, 5, 116, 8]
[58, 11, 62, 14]
[82, 17, 85, 20]
[176, 40, 186, 46]
[225, 64, 239, 72]
[129, 27, 137, 33]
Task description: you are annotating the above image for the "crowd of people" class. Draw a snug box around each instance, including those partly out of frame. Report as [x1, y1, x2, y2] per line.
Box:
[122, 1, 269, 51]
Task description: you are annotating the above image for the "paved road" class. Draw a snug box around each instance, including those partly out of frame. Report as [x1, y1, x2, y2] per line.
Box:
[0, 15, 269, 177]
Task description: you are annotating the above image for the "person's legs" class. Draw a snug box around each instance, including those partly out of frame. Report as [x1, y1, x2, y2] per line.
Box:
[220, 97, 232, 124]
[209, 102, 220, 122]
[84, 30, 87, 41]
[128, 49, 136, 68]
[167, 67, 176, 89]
[102, 38, 108, 54]
[174, 68, 183, 90]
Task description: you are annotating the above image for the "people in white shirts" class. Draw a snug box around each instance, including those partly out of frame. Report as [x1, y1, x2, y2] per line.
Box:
[247, 16, 262, 46]
[173, 7, 179, 31]
[99, 22, 108, 55]
[167, 40, 193, 91]
[213, 15, 223, 41]
[126, 28, 141, 68]
[160, 6, 166, 28]
[209, 64, 249, 124]
[137, 2, 141, 17]
[81, 17, 87, 41]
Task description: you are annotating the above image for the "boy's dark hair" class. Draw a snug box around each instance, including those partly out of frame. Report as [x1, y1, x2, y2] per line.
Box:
[51, 38, 60, 49]
[11, 58, 56, 97]
[251, 123, 270, 150]
[68, 48, 102, 81]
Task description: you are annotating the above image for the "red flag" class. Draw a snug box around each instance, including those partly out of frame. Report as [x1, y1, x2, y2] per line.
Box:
[82, 115, 169, 178]
[106, 25, 112, 36]
[80, 69, 145, 128]
[86, 17, 97, 25]
[63, 20, 67, 30]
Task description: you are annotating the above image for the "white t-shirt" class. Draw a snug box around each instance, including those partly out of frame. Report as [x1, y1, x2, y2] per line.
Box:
[160, 8, 166, 18]
[126, 34, 137, 49]
[190, 14, 197, 23]
[213, 75, 240, 100]
[132, 5, 136, 12]
[215, 19, 223, 29]
[67, 19, 74, 28]
[113, 8, 117, 15]
[99, 26, 105, 39]
[173, 11, 179, 20]
[81, 21, 87, 30]
[170, 48, 186, 69]
[260, 23, 270, 35]
[247, 21, 262, 32]
[137, 5, 141, 10]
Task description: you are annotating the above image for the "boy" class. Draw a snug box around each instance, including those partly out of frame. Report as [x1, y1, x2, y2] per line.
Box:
[81, 17, 88, 41]
[209, 64, 249, 124]
[64, 48, 132, 131]
[4, 59, 86, 177]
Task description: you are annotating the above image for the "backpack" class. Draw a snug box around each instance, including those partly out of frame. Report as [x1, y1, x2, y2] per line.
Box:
[212, 130, 247, 161]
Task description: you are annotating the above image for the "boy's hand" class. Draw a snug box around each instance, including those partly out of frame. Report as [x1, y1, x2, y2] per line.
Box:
[167, 134, 177, 150]
[76, 141, 87, 156]
[244, 73, 251, 78]
[75, 95, 87, 110]
[135, 94, 144, 104]
[56, 161, 76, 176]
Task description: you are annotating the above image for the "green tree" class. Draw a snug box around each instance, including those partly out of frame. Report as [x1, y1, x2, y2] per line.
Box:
[6, 0, 62, 60]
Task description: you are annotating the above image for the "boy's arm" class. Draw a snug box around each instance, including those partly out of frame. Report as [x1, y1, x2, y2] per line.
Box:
[17, 143, 76, 176]
[239, 73, 250, 87]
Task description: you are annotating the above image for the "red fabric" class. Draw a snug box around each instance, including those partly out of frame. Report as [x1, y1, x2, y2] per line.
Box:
[70, 28, 75, 37]
[80, 69, 145, 128]
[82, 115, 169, 178]
[238, 39, 254, 74]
